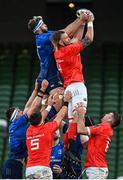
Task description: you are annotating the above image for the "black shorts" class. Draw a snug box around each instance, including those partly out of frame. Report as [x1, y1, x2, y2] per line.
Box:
[2, 159, 23, 179]
[37, 79, 63, 94]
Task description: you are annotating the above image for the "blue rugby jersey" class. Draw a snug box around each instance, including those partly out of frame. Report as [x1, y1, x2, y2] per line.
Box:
[35, 31, 61, 84]
[50, 141, 64, 178]
[9, 114, 29, 159]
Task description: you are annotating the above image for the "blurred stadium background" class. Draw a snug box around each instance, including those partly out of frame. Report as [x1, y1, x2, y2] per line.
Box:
[0, 0, 123, 179]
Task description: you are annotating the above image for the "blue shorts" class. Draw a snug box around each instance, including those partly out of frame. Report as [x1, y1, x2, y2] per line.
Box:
[37, 79, 63, 94]
[2, 159, 23, 179]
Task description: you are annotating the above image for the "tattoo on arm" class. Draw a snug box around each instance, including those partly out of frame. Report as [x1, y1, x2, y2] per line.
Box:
[81, 36, 92, 48]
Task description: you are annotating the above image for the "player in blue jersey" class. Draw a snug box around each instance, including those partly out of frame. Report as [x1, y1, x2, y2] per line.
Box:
[50, 122, 68, 179]
[1, 80, 48, 179]
[50, 129, 64, 179]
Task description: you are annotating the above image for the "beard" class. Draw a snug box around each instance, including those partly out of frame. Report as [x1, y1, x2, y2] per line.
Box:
[42, 28, 48, 33]
[54, 136, 59, 141]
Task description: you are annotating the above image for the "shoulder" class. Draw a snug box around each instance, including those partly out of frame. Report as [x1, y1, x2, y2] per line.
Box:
[44, 121, 57, 127]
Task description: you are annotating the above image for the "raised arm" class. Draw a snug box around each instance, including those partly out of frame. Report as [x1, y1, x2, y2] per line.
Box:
[24, 80, 49, 117]
[23, 80, 38, 114]
[81, 18, 94, 48]
[54, 91, 72, 127]
[75, 104, 89, 135]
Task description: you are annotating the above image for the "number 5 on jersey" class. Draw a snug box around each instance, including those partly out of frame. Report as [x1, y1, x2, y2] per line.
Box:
[31, 138, 39, 150]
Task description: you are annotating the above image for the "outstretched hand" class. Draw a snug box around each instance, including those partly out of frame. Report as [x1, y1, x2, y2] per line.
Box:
[77, 9, 94, 23]
[64, 91, 72, 102]
[74, 102, 87, 116]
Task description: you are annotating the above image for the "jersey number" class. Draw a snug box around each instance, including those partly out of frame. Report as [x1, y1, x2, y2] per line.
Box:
[31, 138, 39, 151]
[57, 63, 63, 73]
[105, 139, 110, 152]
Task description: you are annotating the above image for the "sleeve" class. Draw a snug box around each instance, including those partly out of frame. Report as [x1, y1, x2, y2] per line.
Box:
[87, 124, 105, 136]
[16, 114, 28, 127]
[64, 42, 83, 56]
[68, 123, 77, 140]
[63, 131, 69, 151]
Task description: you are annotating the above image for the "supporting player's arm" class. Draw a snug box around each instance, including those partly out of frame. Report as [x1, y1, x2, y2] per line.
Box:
[23, 80, 38, 114]
[54, 91, 72, 127]
[75, 105, 89, 135]
[24, 80, 49, 117]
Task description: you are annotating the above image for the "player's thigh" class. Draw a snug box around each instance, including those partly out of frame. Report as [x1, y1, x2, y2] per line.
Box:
[72, 84, 87, 109]
[65, 82, 87, 108]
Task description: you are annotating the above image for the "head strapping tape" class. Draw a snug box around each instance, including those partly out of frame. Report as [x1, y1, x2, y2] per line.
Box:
[33, 19, 43, 33]
[10, 108, 20, 122]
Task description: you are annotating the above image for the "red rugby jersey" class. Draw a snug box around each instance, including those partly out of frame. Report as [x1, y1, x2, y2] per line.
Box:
[85, 123, 113, 168]
[26, 121, 58, 167]
[54, 42, 84, 87]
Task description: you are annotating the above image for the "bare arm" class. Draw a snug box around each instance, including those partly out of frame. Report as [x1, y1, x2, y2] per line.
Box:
[74, 105, 89, 135]
[41, 94, 55, 122]
[74, 107, 89, 145]
[54, 91, 72, 127]
[77, 116, 88, 135]
[23, 80, 38, 114]
[62, 16, 85, 39]
[24, 80, 49, 117]
[85, 21, 94, 42]
[73, 25, 85, 40]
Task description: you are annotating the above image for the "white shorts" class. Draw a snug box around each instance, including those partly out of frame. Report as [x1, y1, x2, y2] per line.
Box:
[86, 167, 108, 179]
[26, 166, 53, 179]
[65, 82, 87, 120]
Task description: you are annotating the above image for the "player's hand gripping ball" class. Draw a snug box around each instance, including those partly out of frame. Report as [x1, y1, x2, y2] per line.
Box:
[76, 9, 94, 22]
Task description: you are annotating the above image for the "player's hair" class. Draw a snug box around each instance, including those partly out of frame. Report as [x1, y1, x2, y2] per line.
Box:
[28, 16, 42, 32]
[29, 111, 42, 126]
[6, 107, 16, 120]
[51, 30, 65, 49]
[112, 112, 121, 128]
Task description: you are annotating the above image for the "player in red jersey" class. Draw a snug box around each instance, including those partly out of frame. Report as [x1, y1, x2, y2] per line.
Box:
[76, 104, 121, 179]
[51, 10, 94, 123]
[25, 91, 72, 179]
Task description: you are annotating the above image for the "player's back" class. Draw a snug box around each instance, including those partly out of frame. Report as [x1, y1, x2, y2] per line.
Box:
[35, 31, 60, 83]
[26, 121, 58, 167]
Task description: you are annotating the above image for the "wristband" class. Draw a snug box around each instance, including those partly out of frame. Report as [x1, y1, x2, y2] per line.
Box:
[63, 101, 69, 107]
[45, 105, 52, 112]
[39, 89, 45, 94]
[87, 21, 93, 28]
[37, 94, 43, 98]
[42, 98, 47, 105]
